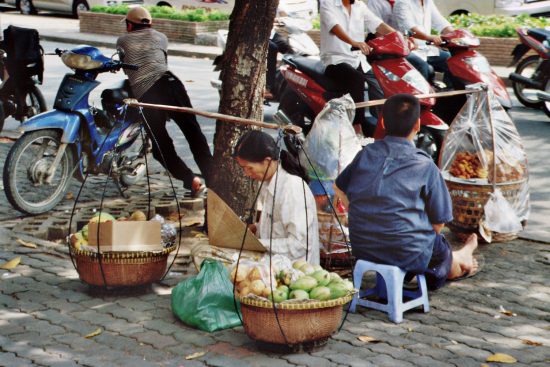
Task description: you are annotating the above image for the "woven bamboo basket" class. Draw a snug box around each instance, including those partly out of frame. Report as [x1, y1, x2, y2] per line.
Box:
[445, 178, 525, 243]
[73, 246, 176, 287]
[239, 294, 353, 345]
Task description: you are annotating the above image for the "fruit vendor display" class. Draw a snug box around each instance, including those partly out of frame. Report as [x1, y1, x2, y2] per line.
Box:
[69, 210, 152, 250]
[230, 259, 354, 302]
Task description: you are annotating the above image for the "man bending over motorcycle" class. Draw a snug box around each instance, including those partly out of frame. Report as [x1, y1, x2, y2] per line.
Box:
[116, 6, 213, 197]
[333, 94, 479, 290]
[393, 0, 454, 86]
[320, 0, 395, 137]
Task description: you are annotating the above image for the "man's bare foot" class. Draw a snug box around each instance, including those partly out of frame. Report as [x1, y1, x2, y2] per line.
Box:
[448, 233, 478, 279]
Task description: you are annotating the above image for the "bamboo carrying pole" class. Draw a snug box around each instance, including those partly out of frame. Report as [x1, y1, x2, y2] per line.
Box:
[123, 99, 302, 134]
[124, 89, 479, 130]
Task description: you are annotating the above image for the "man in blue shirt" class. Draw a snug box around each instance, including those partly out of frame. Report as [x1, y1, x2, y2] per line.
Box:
[334, 94, 478, 290]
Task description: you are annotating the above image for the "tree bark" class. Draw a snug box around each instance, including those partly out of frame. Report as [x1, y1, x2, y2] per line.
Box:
[210, 0, 278, 217]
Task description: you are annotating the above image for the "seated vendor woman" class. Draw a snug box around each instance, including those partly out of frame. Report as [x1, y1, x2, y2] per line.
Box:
[233, 130, 320, 265]
[333, 94, 479, 290]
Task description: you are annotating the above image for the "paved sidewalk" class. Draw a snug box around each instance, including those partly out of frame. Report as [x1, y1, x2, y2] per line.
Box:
[1, 219, 550, 366]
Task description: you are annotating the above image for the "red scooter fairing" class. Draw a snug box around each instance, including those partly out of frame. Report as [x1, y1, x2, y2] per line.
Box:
[368, 31, 411, 57]
[442, 29, 512, 108]
[371, 58, 435, 107]
[446, 49, 511, 106]
[517, 27, 550, 59]
[280, 64, 326, 115]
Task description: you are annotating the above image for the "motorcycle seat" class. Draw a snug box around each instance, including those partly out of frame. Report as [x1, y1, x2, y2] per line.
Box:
[101, 80, 132, 105]
[527, 28, 550, 43]
[283, 55, 342, 92]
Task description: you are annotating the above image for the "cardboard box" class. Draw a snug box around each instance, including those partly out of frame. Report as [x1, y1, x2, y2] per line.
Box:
[88, 221, 162, 252]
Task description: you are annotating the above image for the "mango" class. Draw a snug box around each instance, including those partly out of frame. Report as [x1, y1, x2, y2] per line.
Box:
[309, 286, 331, 301]
[292, 260, 308, 270]
[329, 272, 342, 283]
[81, 224, 89, 241]
[313, 264, 324, 272]
[89, 211, 115, 224]
[268, 289, 289, 303]
[299, 263, 315, 275]
[129, 210, 147, 221]
[289, 289, 309, 300]
[328, 282, 350, 299]
[341, 279, 354, 291]
[247, 267, 262, 281]
[277, 285, 289, 295]
[311, 270, 331, 286]
[250, 279, 266, 296]
[289, 275, 318, 292]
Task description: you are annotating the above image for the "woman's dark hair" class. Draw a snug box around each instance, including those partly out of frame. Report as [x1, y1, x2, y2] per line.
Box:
[233, 130, 309, 182]
[382, 93, 420, 137]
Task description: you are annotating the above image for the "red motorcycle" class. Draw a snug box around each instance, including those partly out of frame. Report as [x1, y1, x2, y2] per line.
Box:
[432, 29, 512, 122]
[508, 27, 550, 115]
[278, 31, 448, 161]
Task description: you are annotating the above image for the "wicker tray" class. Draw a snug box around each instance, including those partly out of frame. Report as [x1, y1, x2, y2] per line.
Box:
[73, 246, 176, 287]
[445, 178, 525, 243]
[239, 294, 353, 345]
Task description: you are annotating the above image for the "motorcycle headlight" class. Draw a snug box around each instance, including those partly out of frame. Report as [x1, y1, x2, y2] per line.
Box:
[450, 37, 480, 47]
[464, 56, 492, 74]
[402, 69, 431, 95]
[61, 52, 103, 70]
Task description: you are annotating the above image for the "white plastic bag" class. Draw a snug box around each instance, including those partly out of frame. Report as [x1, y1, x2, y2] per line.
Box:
[483, 189, 523, 234]
[300, 94, 361, 180]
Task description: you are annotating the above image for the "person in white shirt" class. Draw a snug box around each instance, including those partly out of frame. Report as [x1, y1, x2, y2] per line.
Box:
[233, 130, 320, 265]
[320, 0, 395, 136]
[366, 0, 398, 30]
[393, 0, 454, 84]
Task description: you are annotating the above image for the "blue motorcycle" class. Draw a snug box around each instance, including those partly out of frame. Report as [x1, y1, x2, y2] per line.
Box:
[3, 45, 150, 215]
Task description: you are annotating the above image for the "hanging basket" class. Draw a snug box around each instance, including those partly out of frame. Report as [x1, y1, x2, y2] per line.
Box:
[239, 294, 353, 345]
[445, 177, 526, 243]
[73, 246, 176, 287]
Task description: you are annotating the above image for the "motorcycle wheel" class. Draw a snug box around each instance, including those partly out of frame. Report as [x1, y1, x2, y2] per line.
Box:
[3, 130, 75, 215]
[543, 79, 550, 118]
[278, 87, 315, 134]
[414, 126, 445, 164]
[18, 86, 47, 122]
[512, 55, 544, 109]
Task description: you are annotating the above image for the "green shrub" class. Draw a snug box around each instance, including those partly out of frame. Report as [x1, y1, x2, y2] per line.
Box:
[448, 13, 549, 38]
[90, 5, 230, 22]
[310, 13, 548, 37]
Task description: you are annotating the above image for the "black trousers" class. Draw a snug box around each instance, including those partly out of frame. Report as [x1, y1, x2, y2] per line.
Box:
[266, 32, 293, 91]
[139, 72, 213, 190]
[324, 63, 383, 132]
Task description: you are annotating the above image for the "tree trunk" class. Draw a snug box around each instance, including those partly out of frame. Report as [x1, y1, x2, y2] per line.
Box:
[210, 0, 278, 217]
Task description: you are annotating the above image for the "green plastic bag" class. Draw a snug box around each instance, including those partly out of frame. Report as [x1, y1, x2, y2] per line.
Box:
[171, 258, 242, 332]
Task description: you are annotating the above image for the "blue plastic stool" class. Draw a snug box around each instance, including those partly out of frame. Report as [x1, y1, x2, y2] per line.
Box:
[349, 259, 430, 323]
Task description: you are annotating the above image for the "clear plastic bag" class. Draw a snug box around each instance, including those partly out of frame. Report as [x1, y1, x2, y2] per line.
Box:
[439, 84, 530, 231]
[300, 94, 362, 181]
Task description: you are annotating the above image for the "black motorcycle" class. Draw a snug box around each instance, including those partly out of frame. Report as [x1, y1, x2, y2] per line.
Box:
[0, 25, 47, 133]
[508, 27, 550, 117]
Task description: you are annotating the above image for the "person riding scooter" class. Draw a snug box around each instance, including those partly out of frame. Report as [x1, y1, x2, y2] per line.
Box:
[320, 0, 395, 136]
[266, 0, 318, 100]
[393, 0, 454, 86]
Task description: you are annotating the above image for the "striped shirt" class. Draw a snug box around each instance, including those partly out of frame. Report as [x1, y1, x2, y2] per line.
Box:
[116, 28, 169, 98]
